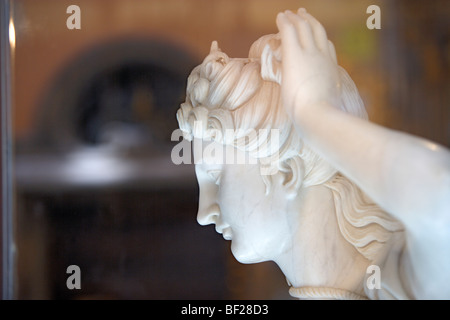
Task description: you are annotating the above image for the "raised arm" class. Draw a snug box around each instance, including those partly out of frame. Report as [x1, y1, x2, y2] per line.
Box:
[275, 9, 450, 232]
[275, 9, 450, 298]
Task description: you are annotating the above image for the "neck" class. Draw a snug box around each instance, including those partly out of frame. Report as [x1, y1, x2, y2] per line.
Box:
[273, 184, 372, 299]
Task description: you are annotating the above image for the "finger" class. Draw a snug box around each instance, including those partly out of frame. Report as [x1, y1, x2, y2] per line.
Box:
[284, 11, 315, 50]
[328, 40, 338, 64]
[276, 11, 300, 46]
[297, 9, 329, 54]
[276, 12, 301, 47]
[276, 12, 302, 60]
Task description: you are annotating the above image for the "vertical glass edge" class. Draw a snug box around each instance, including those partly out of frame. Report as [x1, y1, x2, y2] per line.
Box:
[1, 0, 14, 300]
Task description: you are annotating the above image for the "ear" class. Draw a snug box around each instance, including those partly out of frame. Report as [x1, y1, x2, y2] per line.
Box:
[282, 156, 304, 200]
[266, 170, 298, 200]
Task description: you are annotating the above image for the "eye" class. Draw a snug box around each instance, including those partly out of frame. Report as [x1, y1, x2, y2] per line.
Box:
[207, 170, 222, 185]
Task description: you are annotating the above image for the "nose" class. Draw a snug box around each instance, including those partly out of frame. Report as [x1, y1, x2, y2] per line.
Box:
[195, 165, 221, 226]
[197, 203, 221, 226]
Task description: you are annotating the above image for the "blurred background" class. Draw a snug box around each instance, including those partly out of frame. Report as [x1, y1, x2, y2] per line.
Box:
[8, 0, 449, 299]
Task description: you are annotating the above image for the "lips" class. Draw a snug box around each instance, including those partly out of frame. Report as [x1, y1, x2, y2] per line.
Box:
[215, 224, 232, 240]
[222, 228, 232, 240]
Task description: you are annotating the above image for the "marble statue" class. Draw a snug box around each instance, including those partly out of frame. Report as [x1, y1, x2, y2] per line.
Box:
[176, 8, 450, 299]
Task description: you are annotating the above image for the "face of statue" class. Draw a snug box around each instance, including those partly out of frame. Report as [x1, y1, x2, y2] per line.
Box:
[194, 139, 293, 264]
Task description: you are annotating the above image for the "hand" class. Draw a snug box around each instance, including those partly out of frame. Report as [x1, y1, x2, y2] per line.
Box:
[276, 9, 341, 120]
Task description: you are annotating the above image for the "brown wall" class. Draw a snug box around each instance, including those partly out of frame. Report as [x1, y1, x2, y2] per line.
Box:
[14, 0, 390, 140]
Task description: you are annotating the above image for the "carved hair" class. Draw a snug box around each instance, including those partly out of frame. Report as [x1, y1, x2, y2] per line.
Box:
[177, 35, 403, 261]
[324, 174, 403, 260]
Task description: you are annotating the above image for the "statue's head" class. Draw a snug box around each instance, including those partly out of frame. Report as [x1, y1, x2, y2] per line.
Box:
[176, 35, 402, 265]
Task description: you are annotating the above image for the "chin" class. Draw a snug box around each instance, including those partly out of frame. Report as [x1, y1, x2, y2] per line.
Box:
[230, 240, 265, 264]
